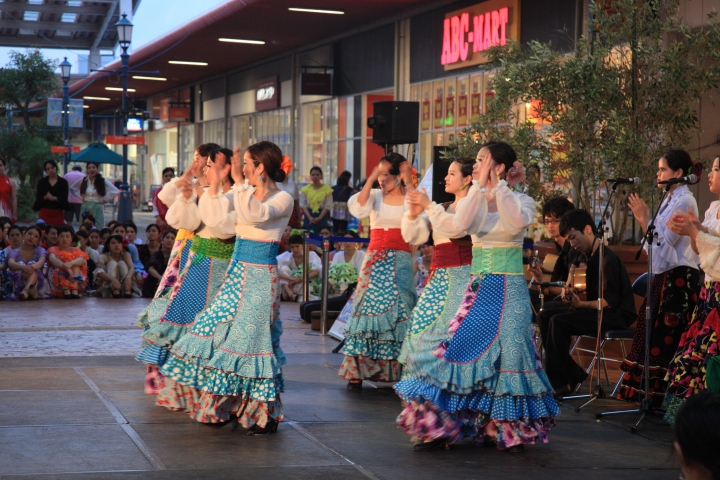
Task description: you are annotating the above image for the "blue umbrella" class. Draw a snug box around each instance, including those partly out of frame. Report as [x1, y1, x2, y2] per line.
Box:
[71, 142, 137, 166]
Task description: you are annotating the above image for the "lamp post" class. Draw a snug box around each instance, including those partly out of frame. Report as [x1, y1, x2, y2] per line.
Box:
[59, 57, 72, 175]
[116, 13, 134, 223]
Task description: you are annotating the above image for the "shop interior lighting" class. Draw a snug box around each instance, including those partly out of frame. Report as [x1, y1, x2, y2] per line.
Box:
[132, 75, 167, 81]
[83, 96, 111, 101]
[168, 60, 208, 66]
[288, 7, 344, 14]
[219, 38, 265, 45]
[106, 87, 136, 92]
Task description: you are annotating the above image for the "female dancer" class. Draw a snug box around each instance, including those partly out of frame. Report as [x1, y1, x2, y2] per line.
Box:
[135, 143, 220, 392]
[662, 155, 720, 422]
[398, 156, 484, 378]
[139, 148, 234, 390]
[395, 141, 558, 452]
[69, 162, 118, 228]
[621, 149, 701, 408]
[160, 141, 293, 433]
[339, 153, 417, 389]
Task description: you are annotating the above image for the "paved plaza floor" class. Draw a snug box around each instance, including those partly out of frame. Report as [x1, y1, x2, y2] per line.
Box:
[0, 297, 680, 479]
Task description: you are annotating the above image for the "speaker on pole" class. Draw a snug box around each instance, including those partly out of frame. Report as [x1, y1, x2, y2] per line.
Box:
[367, 101, 419, 146]
[432, 146, 455, 205]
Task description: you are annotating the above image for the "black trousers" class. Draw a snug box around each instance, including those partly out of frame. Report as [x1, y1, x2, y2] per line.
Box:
[538, 306, 627, 389]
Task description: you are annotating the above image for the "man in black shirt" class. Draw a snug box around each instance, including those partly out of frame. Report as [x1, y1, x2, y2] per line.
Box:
[538, 209, 637, 396]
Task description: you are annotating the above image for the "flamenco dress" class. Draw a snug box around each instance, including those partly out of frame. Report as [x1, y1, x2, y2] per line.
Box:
[159, 183, 293, 428]
[395, 180, 559, 450]
[136, 179, 196, 391]
[663, 202, 720, 423]
[339, 189, 417, 383]
[618, 185, 700, 408]
[138, 188, 236, 392]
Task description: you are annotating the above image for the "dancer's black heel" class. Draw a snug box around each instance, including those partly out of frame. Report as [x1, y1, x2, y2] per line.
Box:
[247, 419, 278, 435]
[413, 438, 449, 452]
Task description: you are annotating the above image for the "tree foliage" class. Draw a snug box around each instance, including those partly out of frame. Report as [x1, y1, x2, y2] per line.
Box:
[0, 50, 58, 128]
[448, 0, 720, 243]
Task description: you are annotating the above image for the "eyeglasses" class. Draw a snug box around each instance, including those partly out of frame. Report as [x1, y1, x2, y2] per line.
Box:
[544, 218, 560, 225]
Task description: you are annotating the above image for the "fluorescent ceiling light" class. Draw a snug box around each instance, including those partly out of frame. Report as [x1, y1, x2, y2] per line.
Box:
[83, 105, 89, 108]
[83, 96, 111, 101]
[132, 75, 167, 81]
[219, 38, 265, 45]
[105, 87, 136, 92]
[168, 60, 208, 66]
[289, 7, 344, 14]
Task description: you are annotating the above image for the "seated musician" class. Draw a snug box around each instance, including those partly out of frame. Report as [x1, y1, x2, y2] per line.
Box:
[538, 209, 636, 397]
[528, 197, 579, 315]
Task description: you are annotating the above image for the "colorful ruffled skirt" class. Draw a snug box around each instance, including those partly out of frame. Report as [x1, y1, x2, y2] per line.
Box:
[136, 229, 194, 392]
[618, 266, 699, 408]
[662, 280, 720, 424]
[159, 238, 285, 428]
[339, 229, 416, 382]
[139, 236, 234, 368]
[395, 246, 559, 449]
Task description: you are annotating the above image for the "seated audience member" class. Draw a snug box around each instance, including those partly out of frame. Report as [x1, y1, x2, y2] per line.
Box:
[107, 220, 119, 232]
[98, 228, 111, 249]
[3, 224, 22, 256]
[81, 213, 96, 229]
[310, 226, 334, 258]
[330, 230, 365, 271]
[414, 238, 434, 296]
[538, 209, 636, 397]
[0, 240, 10, 300]
[42, 224, 59, 250]
[89, 229, 102, 252]
[528, 196, 578, 315]
[7, 226, 52, 300]
[277, 234, 322, 302]
[111, 223, 146, 288]
[95, 234, 138, 298]
[76, 229, 99, 289]
[673, 392, 720, 480]
[47, 225, 88, 299]
[124, 221, 143, 245]
[141, 229, 176, 298]
[278, 225, 292, 254]
[1, 217, 11, 248]
[136, 224, 161, 271]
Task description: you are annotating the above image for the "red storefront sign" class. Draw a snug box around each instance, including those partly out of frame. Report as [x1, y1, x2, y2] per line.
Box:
[445, 95, 455, 127]
[51, 146, 81, 154]
[441, 0, 520, 71]
[433, 98, 443, 129]
[471, 93, 482, 117]
[458, 95, 468, 126]
[421, 101, 431, 130]
[106, 135, 146, 145]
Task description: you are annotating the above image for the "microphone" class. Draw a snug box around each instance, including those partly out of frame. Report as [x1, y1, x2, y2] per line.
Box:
[657, 174, 698, 186]
[539, 281, 567, 288]
[608, 177, 641, 185]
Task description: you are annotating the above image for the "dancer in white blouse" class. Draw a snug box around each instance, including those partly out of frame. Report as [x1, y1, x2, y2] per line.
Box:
[396, 141, 558, 452]
[339, 153, 418, 389]
[160, 141, 293, 434]
[621, 149, 701, 408]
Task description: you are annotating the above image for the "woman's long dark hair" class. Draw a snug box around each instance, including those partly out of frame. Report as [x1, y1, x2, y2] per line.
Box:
[80, 162, 106, 197]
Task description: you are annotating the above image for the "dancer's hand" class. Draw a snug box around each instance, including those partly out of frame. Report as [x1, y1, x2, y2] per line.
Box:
[474, 152, 493, 188]
[627, 193, 650, 228]
[667, 208, 703, 239]
[205, 161, 230, 196]
[408, 188, 432, 210]
[399, 162, 414, 192]
[231, 147, 244, 185]
[179, 179, 194, 199]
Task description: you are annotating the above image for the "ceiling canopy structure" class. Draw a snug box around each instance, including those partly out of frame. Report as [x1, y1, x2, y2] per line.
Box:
[0, 0, 141, 50]
[66, 0, 444, 114]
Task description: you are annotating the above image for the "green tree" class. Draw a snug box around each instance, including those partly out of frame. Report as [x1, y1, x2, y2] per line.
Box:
[449, 0, 720, 243]
[0, 50, 58, 128]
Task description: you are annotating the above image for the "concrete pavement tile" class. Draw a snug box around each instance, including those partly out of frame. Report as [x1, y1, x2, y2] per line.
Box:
[81, 366, 147, 392]
[284, 352, 342, 366]
[0, 424, 154, 475]
[130, 423, 347, 469]
[370, 465, 678, 480]
[0, 297, 146, 329]
[282, 386, 403, 423]
[0, 465, 370, 480]
[0, 391, 117, 426]
[282, 363, 347, 391]
[104, 392, 197, 425]
[0, 329, 142, 357]
[0, 367, 90, 391]
[0, 356, 139, 368]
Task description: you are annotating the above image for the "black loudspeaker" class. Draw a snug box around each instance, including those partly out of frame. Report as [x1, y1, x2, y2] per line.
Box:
[368, 101, 419, 145]
[432, 146, 455, 205]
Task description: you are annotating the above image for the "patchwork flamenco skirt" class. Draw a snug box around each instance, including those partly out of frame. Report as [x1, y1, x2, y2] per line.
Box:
[159, 238, 285, 428]
[339, 229, 417, 382]
[618, 266, 699, 408]
[662, 280, 720, 424]
[138, 236, 234, 369]
[395, 246, 559, 450]
[136, 229, 194, 392]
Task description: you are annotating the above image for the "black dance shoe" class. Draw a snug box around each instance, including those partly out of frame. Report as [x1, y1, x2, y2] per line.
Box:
[247, 419, 278, 435]
[505, 444, 525, 454]
[413, 438, 449, 452]
[347, 381, 362, 391]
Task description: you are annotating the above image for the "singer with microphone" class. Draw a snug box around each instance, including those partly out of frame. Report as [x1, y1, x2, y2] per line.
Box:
[538, 209, 637, 397]
[619, 149, 701, 408]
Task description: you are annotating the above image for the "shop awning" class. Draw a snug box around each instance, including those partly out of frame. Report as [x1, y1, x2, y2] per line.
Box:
[71, 142, 137, 166]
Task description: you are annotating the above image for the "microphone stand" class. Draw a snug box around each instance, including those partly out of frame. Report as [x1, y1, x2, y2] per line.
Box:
[563, 181, 617, 409]
[596, 185, 670, 433]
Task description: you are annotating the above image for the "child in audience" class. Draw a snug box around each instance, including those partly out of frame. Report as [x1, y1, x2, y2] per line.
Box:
[95, 234, 139, 298]
[47, 225, 88, 299]
[277, 234, 322, 302]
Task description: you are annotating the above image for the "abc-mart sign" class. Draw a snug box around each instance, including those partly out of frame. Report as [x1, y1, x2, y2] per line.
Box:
[441, 0, 520, 71]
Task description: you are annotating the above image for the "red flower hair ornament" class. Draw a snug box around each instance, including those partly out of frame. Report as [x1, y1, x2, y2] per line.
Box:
[281, 156, 293, 175]
[506, 161, 526, 186]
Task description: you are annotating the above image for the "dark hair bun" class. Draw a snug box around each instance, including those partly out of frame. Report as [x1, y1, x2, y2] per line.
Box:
[272, 169, 286, 183]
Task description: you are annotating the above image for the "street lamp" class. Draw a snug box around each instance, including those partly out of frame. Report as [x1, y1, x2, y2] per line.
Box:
[116, 13, 134, 223]
[59, 57, 72, 175]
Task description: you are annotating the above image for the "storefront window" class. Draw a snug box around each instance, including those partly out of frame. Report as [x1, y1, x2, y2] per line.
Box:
[231, 108, 291, 160]
[202, 119, 225, 146]
[179, 124, 195, 174]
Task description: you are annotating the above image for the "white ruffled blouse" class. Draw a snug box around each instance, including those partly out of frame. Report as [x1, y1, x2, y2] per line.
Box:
[471, 180, 536, 247]
[648, 185, 699, 274]
[347, 189, 407, 230]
